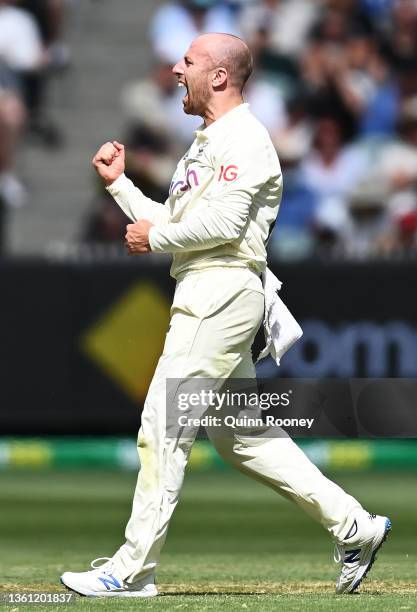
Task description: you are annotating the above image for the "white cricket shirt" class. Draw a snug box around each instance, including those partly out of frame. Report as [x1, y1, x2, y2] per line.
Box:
[107, 103, 282, 279]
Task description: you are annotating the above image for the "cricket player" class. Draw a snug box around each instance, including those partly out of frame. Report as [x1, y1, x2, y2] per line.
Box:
[61, 33, 391, 598]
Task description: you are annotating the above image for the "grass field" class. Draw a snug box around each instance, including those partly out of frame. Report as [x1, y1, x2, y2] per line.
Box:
[1, 467, 416, 611]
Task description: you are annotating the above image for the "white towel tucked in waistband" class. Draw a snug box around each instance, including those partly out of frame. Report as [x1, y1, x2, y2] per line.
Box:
[256, 267, 303, 366]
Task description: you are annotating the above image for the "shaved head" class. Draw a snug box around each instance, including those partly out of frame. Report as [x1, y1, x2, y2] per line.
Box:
[194, 33, 253, 92]
[172, 32, 253, 122]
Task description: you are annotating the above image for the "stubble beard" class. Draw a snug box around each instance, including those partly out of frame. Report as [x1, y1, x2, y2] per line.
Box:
[183, 78, 212, 118]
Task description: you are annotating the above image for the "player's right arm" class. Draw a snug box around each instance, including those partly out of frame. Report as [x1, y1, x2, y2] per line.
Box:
[92, 141, 170, 226]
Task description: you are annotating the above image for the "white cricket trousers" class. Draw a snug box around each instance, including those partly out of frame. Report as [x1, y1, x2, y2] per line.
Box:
[112, 267, 362, 582]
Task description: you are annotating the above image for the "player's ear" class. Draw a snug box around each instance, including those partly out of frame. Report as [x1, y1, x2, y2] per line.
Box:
[212, 67, 227, 89]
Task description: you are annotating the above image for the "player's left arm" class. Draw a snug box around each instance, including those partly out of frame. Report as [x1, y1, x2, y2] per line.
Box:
[147, 137, 271, 253]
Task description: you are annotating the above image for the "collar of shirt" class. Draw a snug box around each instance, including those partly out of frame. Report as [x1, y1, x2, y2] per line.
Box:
[193, 103, 250, 143]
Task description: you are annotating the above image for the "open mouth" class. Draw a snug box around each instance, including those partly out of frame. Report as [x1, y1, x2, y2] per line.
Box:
[178, 81, 189, 104]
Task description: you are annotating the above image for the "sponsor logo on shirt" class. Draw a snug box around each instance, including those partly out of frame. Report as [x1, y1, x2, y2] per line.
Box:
[170, 169, 200, 195]
[169, 161, 238, 198]
[218, 165, 238, 182]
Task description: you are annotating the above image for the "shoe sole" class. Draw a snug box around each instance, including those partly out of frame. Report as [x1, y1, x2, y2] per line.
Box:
[60, 577, 158, 598]
[346, 517, 392, 594]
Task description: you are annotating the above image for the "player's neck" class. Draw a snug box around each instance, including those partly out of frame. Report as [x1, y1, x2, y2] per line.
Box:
[202, 96, 244, 128]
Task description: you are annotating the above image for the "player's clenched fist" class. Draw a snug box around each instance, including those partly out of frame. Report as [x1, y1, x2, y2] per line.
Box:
[125, 220, 154, 255]
[92, 140, 125, 186]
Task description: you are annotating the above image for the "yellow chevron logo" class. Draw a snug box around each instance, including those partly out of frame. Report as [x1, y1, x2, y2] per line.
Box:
[81, 282, 170, 401]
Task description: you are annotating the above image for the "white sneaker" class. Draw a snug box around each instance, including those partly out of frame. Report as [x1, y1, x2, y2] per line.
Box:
[334, 513, 391, 594]
[60, 557, 157, 598]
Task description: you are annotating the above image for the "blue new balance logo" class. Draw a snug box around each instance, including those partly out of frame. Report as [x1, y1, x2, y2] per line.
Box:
[344, 549, 361, 564]
[98, 574, 121, 590]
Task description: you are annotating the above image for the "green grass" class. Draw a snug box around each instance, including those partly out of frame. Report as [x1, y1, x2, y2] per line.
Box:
[0, 467, 416, 611]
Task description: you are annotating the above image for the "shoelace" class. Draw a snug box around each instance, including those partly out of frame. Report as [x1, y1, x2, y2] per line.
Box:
[333, 542, 354, 587]
[333, 543, 343, 564]
[90, 557, 115, 574]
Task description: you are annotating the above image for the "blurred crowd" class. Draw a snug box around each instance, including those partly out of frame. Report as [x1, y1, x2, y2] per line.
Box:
[1, 0, 416, 260]
[0, 0, 69, 250]
[87, 0, 417, 259]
